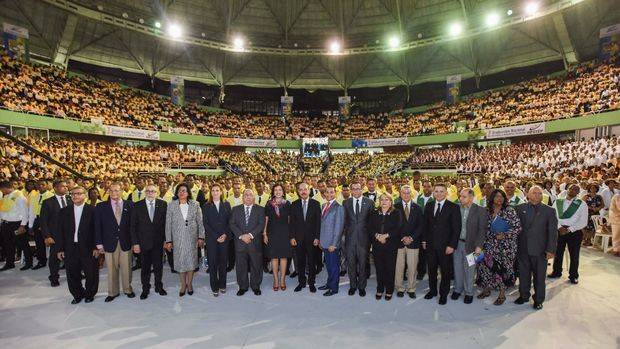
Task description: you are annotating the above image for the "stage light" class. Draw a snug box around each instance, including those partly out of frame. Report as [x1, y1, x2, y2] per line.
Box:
[449, 22, 463, 37]
[233, 36, 245, 51]
[154, 21, 161, 28]
[485, 12, 500, 27]
[388, 35, 401, 49]
[167, 23, 182, 38]
[525, 2, 539, 16]
[329, 40, 341, 54]
[507, 9, 513, 16]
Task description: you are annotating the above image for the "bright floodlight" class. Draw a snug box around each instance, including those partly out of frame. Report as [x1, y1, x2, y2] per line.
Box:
[388, 35, 400, 49]
[154, 21, 161, 28]
[449, 22, 463, 37]
[486, 12, 500, 27]
[167, 23, 182, 38]
[525, 2, 539, 16]
[329, 40, 341, 54]
[233, 36, 245, 51]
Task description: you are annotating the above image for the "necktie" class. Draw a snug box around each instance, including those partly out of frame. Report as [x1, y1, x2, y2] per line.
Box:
[114, 200, 122, 224]
[138, 191, 142, 200]
[355, 199, 360, 216]
[245, 206, 250, 225]
[322, 202, 331, 218]
[434, 202, 442, 217]
[302, 200, 307, 220]
[148, 201, 154, 222]
[258, 196, 262, 204]
[38, 193, 43, 204]
[61, 196, 67, 208]
[404, 202, 410, 221]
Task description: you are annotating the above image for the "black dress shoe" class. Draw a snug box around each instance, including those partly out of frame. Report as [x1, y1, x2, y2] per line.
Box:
[84, 297, 94, 303]
[290, 271, 298, 278]
[105, 295, 119, 303]
[397, 291, 404, 298]
[188, 289, 194, 296]
[533, 302, 543, 310]
[309, 285, 317, 293]
[514, 297, 528, 305]
[464, 295, 473, 304]
[71, 298, 83, 305]
[140, 292, 149, 300]
[253, 289, 261, 296]
[348, 288, 356, 296]
[424, 292, 437, 299]
[318, 285, 329, 291]
[547, 273, 561, 278]
[20, 265, 33, 271]
[569, 278, 579, 284]
[125, 292, 136, 298]
[0, 265, 15, 271]
[375, 293, 383, 300]
[237, 289, 247, 296]
[179, 291, 186, 297]
[408, 292, 416, 299]
[339, 270, 346, 277]
[323, 290, 338, 296]
[156, 288, 167, 296]
[451, 292, 461, 300]
[32, 264, 46, 270]
[294, 284, 306, 292]
[50, 280, 60, 287]
[438, 296, 447, 305]
[358, 289, 366, 297]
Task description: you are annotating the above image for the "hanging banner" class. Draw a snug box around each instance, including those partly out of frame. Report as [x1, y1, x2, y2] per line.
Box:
[170, 76, 185, 106]
[103, 125, 160, 141]
[2, 23, 29, 62]
[353, 137, 408, 148]
[599, 24, 620, 61]
[485, 122, 546, 139]
[338, 96, 351, 118]
[219, 138, 277, 148]
[280, 96, 293, 117]
[446, 74, 461, 104]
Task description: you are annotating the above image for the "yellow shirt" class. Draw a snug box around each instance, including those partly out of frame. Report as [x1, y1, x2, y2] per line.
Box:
[29, 190, 53, 216]
[255, 193, 270, 207]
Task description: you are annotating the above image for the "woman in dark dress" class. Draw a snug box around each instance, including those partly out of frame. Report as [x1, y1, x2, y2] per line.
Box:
[477, 189, 521, 305]
[263, 183, 292, 291]
[202, 183, 231, 297]
[369, 193, 402, 300]
[582, 184, 604, 246]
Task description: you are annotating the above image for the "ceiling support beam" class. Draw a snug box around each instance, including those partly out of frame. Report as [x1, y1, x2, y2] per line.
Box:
[551, 13, 579, 68]
[52, 14, 79, 68]
[13, 0, 54, 52]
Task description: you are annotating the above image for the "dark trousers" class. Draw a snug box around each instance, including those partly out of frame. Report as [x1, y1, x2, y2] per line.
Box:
[295, 240, 317, 286]
[207, 239, 228, 292]
[325, 249, 340, 292]
[346, 244, 368, 290]
[373, 246, 397, 294]
[314, 246, 323, 273]
[65, 246, 99, 300]
[235, 245, 262, 291]
[427, 247, 452, 297]
[15, 229, 33, 266]
[552, 230, 582, 279]
[227, 240, 236, 269]
[1, 221, 21, 267]
[140, 247, 164, 292]
[48, 243, 61, 282]
[518, 253, 548, 303]
[32, 218, 47, 265]
[417, 247, 427, 277]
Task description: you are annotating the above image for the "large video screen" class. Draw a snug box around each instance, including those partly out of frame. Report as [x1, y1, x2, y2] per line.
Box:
[302, 137, 329, 158]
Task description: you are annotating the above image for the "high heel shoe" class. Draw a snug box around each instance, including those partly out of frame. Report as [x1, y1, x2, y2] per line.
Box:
[188, 289, 194, 296]
[280, 281, 286, 291]
[273, 282, 279, 291]
[179, 290, 186, 297]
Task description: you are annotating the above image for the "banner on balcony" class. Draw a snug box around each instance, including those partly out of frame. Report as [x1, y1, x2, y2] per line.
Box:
[170, 76, 185, 106]
[219, 138, 277, 148]
[353, 137, 408, 148]
[2, 23, 29, 62]
[103, 125, 160, 141]
[485, 122, 546, 139]
[338, 96, 351, 118]
[599, 24, 620, 61]
[446, 74, 461, 104]
[280, 96, 293, 117]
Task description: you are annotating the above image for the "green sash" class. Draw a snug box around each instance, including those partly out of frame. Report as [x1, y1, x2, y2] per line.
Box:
[478, 198, 487, 207]
[508, 196, 521, 206]
[417, 196, 434, 208]
[555, 198, 582, 219]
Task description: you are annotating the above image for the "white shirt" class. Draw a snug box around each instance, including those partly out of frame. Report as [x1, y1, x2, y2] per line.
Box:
[73, 203, 85, 243]
[434, 199, 446, 215]
[1, 190, 28, 225]
[55, 195, 67, 208]
[242, 204, 254, 239]
[213, 201, 220, 212]
[556, 197, 588, 232]
[179, 202, 189, 220]
[352, 197, 363, 214]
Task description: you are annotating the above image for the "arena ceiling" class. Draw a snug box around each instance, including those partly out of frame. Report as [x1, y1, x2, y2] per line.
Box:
[1, 0, 618, 91]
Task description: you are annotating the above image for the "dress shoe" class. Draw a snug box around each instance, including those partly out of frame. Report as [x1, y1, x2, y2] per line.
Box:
[188, 289, 194, 296]
[71, 298, 83, 304]
[309, 285, 317, 293]
[451, 292, 461, 300]
[179, 291, 186, 297]
[236, 289, 247, 296]
[547, 273, 561, 278]
[20, 264, 33, 271]
[318, 284, 329, 291]
[397, 291, 404, 298]
[213, 292, 219, 297]
[569, 278, 579, 284]
[385, 294, 393, 301]
[0, 264, 15, 271]
[424, 292, 437, 299]
[220, 288, 227, 294]
[339, 270, 346, 277]
[514, 297, 528, 305]
[84, 297, 94, 303]
[140, 292, 149, 300]
[358, 289, 366, 297]
[408, 292, 416, 299]
[253, 289, 261, 296]
[104, 295, 119, 302]
[290, 271, 298, 278]
[323, 290, 338, 296]
[464, 295, 473, 304]
[533, 302, 543, 310]
[438, 296, 447, 305]
[50, 280, 60, 287]
[156, 288, 167, 296]
[294, 284, 306, 292]
[32, 264, 46, 270]
[125, 292, 136, 298]
[348, 288, 356, 296]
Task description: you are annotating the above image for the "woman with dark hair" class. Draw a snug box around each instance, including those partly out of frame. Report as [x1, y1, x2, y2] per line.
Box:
[477, 189, 522, 305]
[202, 183, 231, 297]
[165, 183, 205, 297]
[582, 183, 604, 246]
[262, 183, 292, 291]
[369, 193, 402, 300]
[87, 187, 100, 206]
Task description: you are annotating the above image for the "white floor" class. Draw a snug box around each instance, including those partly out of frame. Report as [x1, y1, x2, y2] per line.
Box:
[0, 248, 619, 349]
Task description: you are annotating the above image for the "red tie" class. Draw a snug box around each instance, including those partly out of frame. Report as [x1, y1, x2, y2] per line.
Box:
[322, 201, 331, 218]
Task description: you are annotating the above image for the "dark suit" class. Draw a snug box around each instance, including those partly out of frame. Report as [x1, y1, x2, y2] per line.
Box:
[423, 199, 461, 297]
[229, 204, 265, 291]
[57, 204, 99, 300]
[40, 195, 70, 283]
[516, 203, 558, 304]
[130, 199, 167, 293]
[94, 200, 133, 253]
[203, 201, 232, 292]
[393, 200, 425, 292]
[289, 198, 321, 286]
[369, 209, 402, 294]
[343, 196, 374, 290]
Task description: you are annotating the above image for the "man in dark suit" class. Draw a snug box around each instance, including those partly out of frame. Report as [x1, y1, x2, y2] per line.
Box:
[290, 182, 321, 293]
[422, 183, 461, 305]
[229, 189, 265, 296]
[393, 185, 425, 299]
[343, 182, 374, 297]
[130, 184, 167, 300]
[515, 186, 558, 310]
[56, 186, 99, 304]
[95, 182, 135, 302]
[40, 179, 70, 287]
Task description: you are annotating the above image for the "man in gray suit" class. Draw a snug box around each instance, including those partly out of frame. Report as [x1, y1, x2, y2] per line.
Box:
[515, 185, 558, 310]
[343, 182, 374, 297]
[317, 186, 344, 296]
[229, 189, 266, 296]
[451, 188, 488, 304]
